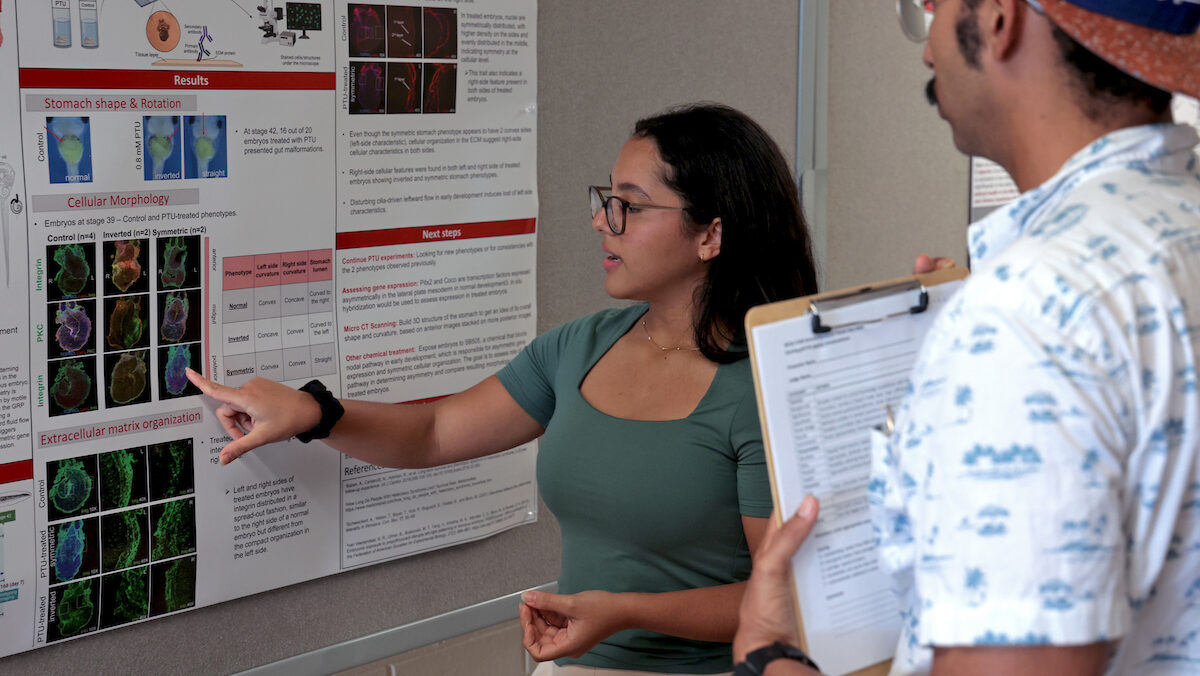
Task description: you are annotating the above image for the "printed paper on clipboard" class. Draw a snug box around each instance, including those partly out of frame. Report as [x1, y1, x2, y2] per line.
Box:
[744, 267, 967, 676]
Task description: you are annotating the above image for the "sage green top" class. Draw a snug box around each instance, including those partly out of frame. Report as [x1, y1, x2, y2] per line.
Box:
[497, 304, 772, 673]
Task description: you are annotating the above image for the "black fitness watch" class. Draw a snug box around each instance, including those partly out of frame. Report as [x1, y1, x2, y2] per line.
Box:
[295, 379, 344, 443]
[733, 641, 821, 675]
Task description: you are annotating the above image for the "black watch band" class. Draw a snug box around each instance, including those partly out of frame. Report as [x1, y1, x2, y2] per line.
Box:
[295, 379, 344, 443]
[733, 641, 821, 676]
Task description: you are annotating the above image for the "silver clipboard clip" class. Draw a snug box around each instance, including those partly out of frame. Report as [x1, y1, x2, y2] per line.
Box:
[810, 278, 929, 334]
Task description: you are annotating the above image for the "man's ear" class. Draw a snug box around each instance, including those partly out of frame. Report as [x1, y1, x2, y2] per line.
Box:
[983, 0, 1024, 62]
[698, 217, 722, 262]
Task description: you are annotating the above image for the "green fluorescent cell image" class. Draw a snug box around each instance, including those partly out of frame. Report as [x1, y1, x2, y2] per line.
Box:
[51, 243, 93, 298]
[47, 456, 98, 520]
[101, 508, 149, 572]
[49, 578, 99, 641]
[151, 556, 196, 616]
[149, 439, 194, 501]
[100, 567, 149, 628]
[99, 447, 148, 510]
[160, 237, 188, 288]
[156, 235, 200, 290]
[150, 498, 196, 560]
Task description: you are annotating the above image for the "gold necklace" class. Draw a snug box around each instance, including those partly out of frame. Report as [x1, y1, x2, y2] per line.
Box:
[641, 319, 701, 352]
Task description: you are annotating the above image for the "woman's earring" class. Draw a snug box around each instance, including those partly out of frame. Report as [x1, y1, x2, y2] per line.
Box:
[699, 253, 706, 263]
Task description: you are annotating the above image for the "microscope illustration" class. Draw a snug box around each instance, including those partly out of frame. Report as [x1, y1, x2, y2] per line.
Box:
[257, 1, 283, 43]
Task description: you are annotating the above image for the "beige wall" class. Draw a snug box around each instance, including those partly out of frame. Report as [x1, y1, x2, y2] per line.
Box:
[824, 2, 969, 290]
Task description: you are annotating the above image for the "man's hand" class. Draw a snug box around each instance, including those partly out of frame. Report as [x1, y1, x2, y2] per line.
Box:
[914, 254, 957, 275]
[733, 496, 820, 666]
[520, 590, 627, 662]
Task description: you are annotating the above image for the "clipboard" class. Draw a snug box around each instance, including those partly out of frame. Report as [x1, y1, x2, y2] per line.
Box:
[744, 266, 967, 676]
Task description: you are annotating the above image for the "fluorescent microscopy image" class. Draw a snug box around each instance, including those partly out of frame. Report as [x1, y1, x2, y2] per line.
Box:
[423, 63, 456, 114]
[53, 301, 93, 354]
[387, 62, 421, 114]
[108, 351, 149, 406]
[100, 447, 148, 511]
[54, 520, 87, 582]
[50, 359, 96, 415]
[50, 579, 98, 641]
[348, 4, 385, 56]
[110, 240, 143, 292]
[422, 7, 457, 58]
[99, 447, 147, 510]
[49, 457, 94, 516]
[386, 5, 421, 57]
[150, 498, 195, 560]
[149, 439, 194, 501]
[106, 296, 147, 350]
[156, 235, 200, 290]
[160, 344, 200, 399]
[100, 567, 149, 628]
[51, 243, 93, 298]
[163, 345, 189, 395]
[159, 237, 187, 288]
[160, 292, 188, 342]
[350, 62, 386, 114]
[101, 508, 148, 572]
[47, 456, 98, 520]
[151, 556, 196, 615]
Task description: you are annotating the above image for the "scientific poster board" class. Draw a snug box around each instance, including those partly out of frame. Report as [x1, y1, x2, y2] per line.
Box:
[0, 0, 538, 658]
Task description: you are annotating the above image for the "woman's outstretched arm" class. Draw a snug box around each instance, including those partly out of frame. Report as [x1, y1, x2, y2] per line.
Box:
[186, 369, 544, 468]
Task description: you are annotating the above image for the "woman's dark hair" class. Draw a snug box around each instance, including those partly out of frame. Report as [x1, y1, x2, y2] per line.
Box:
[633, 103, 819, 363]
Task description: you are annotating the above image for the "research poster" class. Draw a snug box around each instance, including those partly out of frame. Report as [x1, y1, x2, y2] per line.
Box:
[0, 0, 537, 657]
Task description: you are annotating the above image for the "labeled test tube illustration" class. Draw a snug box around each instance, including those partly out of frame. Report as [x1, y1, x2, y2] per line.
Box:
[51, 0, 71, 48]
[79, 0, 98, 48]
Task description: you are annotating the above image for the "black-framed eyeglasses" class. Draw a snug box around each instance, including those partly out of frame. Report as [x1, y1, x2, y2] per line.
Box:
[589, 185, 689, 235]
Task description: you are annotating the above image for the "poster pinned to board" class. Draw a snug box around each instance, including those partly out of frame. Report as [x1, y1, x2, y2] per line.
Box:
[0, 0, 538, 658]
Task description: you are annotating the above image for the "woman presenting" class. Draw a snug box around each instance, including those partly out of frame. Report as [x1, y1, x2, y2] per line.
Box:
[187, 103, 819, 675]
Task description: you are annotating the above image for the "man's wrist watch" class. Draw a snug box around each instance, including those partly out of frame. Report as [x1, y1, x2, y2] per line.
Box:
[295, 379, 344, 443]
[733, 641, 821, 675]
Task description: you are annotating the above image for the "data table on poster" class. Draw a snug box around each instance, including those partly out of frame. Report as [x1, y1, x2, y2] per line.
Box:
[220, 250, 335, 386]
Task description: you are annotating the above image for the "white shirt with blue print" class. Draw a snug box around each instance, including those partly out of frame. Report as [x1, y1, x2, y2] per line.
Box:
[870, 123, 1200, 675]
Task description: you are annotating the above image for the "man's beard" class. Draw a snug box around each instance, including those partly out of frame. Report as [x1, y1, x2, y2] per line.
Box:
[925, 78, 938, 106]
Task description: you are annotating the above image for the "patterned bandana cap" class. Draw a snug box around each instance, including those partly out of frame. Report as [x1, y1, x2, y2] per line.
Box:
[1036, 0, 1200, 99]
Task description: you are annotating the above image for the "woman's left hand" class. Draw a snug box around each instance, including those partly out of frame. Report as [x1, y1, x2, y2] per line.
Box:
[520, 590, 626, 661]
